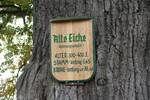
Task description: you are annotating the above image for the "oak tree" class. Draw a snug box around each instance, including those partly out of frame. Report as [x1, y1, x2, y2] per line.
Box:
[17, 0, 150, 100]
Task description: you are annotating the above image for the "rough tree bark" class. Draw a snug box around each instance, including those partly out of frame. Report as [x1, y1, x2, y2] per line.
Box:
[16, 0, 150, 100]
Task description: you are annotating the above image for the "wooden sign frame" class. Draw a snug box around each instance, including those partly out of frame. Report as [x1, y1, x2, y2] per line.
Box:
[50, 17, 96, 84]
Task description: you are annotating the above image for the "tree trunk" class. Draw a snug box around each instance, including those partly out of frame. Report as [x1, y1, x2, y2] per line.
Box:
[16, 0, 150, 100]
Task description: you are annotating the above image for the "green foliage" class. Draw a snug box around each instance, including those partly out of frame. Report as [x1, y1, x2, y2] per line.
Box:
[0, 24, 33, 99]
[1, 0, 32, 9]
[0, 0, 32, 99]
[0, 77, 16, 100]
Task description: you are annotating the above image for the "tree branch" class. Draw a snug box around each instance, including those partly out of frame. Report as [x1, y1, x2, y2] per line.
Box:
[0, 4, 32, 16]
[0, 10, 32, 16]
[0, 5, 20, 9]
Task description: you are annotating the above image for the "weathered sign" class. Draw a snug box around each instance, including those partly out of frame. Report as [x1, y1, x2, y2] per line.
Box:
[50, 17, 95, 83]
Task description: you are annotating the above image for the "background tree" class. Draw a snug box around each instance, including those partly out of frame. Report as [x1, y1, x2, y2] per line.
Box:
[0, 0, 32, 99]
[16, 0, 150, 100]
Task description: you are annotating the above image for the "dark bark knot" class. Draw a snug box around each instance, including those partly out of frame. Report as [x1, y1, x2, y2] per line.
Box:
[96, 78, 108, 86]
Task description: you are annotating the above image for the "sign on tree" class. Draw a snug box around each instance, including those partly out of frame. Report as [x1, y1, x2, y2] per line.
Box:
[50, 17, 95, 83]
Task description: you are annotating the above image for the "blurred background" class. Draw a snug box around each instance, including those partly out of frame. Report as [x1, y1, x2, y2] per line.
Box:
[0, 0, 32, 99]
